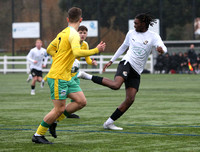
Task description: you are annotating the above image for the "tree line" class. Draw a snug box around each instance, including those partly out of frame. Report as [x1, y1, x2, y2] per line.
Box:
[59, 0, 199, 40]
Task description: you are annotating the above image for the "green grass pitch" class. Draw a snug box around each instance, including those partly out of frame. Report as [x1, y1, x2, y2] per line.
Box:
[0, 73, 200, 152]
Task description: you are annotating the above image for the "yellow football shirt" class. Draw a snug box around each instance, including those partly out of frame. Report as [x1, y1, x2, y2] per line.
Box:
[71, 40, 94, 77]
[77, 41, 93, 65]
[46, 26, 99, 81]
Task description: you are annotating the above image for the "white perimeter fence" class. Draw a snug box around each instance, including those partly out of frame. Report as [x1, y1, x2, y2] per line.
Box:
[0, 55, 153, 74]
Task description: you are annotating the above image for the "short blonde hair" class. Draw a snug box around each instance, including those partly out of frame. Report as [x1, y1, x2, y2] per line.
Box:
[36, 39, 42, 43]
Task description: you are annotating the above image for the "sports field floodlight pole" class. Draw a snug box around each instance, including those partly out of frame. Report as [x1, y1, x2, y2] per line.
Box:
[97, 0, 100, 44]
[193, 0, 196, 40]
[159, 0, 163, 38]
[11, 0, 15, 57]
[39, 0, 42, 40]
[11, 0, 15, 69]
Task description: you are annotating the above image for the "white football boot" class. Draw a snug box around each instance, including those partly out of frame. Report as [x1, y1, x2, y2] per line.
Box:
[103, 122, 123, 130]
[31, 90, 35, 95]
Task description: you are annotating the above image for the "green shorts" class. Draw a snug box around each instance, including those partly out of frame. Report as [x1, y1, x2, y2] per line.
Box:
[70, 73, 81, 102]
[47, 78, 82, 100]
[71, 72, 80, 85]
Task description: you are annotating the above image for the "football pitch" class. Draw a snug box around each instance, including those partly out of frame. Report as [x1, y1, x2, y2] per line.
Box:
[0, 73, 200, 152]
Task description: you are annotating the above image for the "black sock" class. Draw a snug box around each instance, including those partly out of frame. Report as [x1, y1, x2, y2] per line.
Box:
[110, 108, 124, 121]
[92, 76, 103, 85]
[31, 85, 35, 90]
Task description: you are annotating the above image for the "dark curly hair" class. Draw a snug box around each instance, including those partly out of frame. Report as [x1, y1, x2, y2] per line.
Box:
[135, 13, 157, 29]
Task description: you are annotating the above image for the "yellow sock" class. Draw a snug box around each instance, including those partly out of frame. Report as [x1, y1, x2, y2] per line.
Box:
[56, 113, 66, 122]
[36, 120, 50, 136]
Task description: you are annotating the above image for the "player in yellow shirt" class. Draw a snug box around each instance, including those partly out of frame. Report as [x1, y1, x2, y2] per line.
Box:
[71, 25, 97, 88]
[47, 25, 98, 138]
[43, 26, 97, 119]
[32, 7, 106, 144]
[77, 25, 97, 66]
[76, 25, 97, 68]
[69, 25, 97, 117]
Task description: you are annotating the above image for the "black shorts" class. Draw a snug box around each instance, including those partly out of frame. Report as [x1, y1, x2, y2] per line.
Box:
[31, 68, 42, 77]
[115, 60, 140, 91]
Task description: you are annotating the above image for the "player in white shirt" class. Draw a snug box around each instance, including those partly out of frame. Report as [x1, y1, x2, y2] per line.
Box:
[27, 39, 48, 95]
[78, 13, 167, 130]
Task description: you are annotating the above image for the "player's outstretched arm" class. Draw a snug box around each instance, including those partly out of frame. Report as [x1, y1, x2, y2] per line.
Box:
[73, 41, 106, 58]
[103, 61, 112, 72]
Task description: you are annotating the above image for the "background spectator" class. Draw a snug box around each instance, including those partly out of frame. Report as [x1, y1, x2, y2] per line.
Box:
[182, 52, 189, 73]
[154, 52, 164, 74]
[177, 52, 185, 73]
[187, 44, 198, 73]
[170, 52, 179, 73]
[197, 53, 200, 73]
[163, 53, 170, 74]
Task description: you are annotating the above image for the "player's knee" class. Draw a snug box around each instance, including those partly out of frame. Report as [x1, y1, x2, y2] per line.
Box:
[33, 77, 37, 81]
[125, 96, 135, 105]
[111, 83, 121, 90]
[37, 77, 43, 82]
[61, 106, 66, 113]
[76, 98, 87, 108]
[80, 100, 87, 108]
[80, 99, 87, 108]
[54, 108, 64, 118]
[57, 106, 66, 115]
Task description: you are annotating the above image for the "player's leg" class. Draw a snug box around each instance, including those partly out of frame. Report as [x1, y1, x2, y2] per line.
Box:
[37, 76, 45, 88]
[103, 87, 137, 130]
[31, 76, 37, 95]
[32, 99, 66, 144]
[50, 91, 86, 138]
[30, 69, 39, 95]
[102, 61, 140, 130]
[37, 76, 42, 82]
[55, 79, 84, 120]
[26, 73, 32, 82]
[55, 91, 85, 122]
[36, 70, 45, 88]
[78, 71, 124, 90]
[49, 80, 85, 138]
[68, 75, 81, 118]
[78, 61, 129, 90]
[33, 78, 68, 143]
[65, 77, 86, 116]
[57, 75, 81, 119]
[66, 91, 86, 113]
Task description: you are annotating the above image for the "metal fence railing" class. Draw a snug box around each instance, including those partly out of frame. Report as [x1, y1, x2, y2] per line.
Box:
[0, 55, 153, 74]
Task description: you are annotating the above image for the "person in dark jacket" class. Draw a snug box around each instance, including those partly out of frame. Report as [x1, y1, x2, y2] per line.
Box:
[170, 52, 179, 73]
[154, 52, 164, 73]
[163, 53, 170, 74]
[187, 44, 197, 73]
